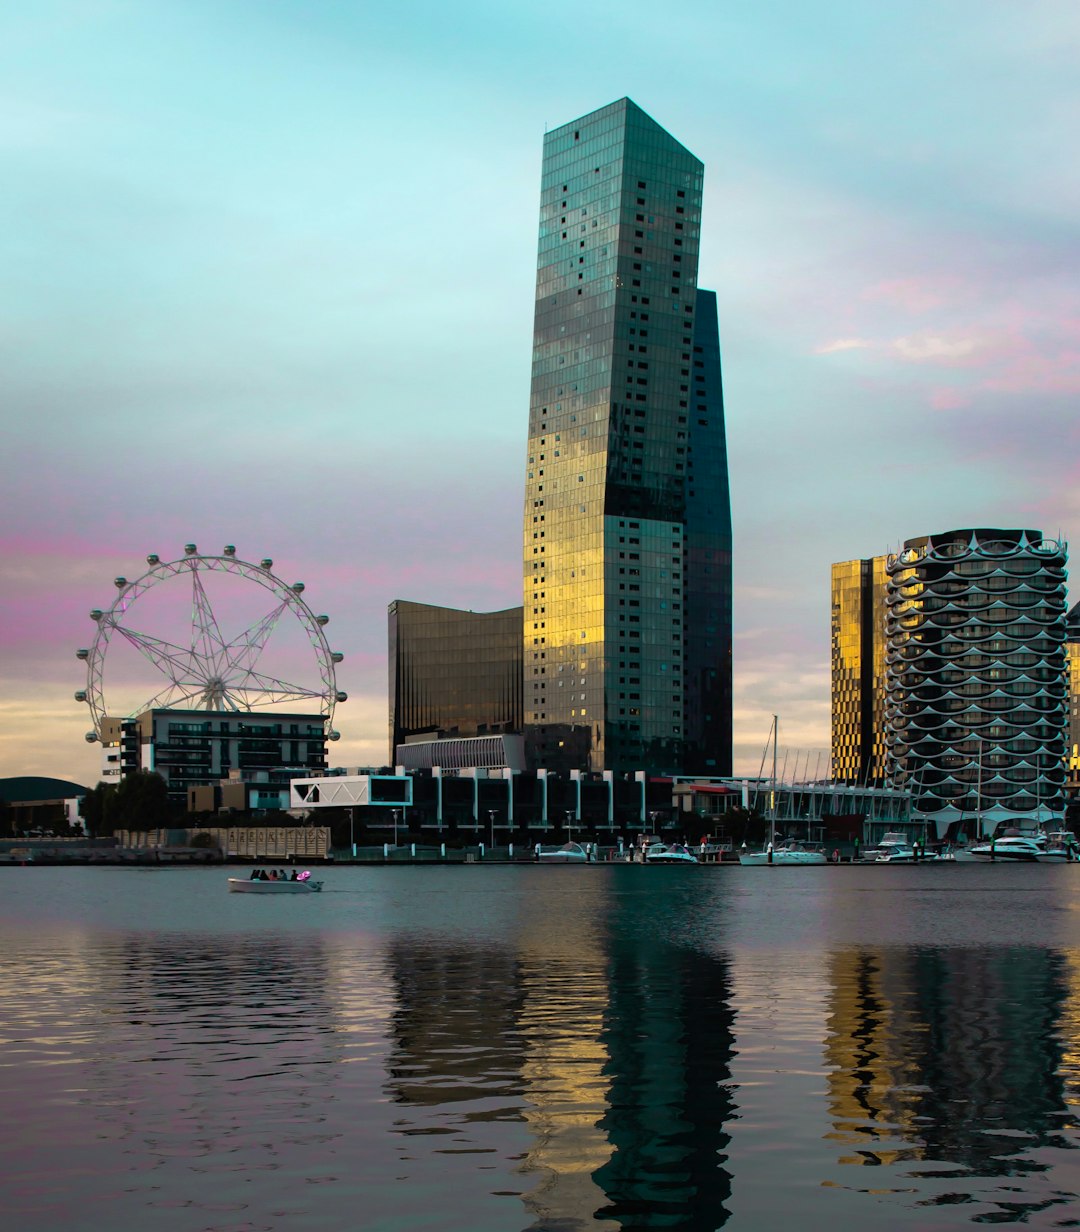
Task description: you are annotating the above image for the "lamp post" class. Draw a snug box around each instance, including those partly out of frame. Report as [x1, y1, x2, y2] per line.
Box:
[565, 809, 573, 843]
[392, 808, 400, 848]
[488, 809, 496, 850]
[348, 806, 355, 858]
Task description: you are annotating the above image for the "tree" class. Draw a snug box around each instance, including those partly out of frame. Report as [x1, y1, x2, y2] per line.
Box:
[79, 781, 116, 838]
[106, 771, 174, 831]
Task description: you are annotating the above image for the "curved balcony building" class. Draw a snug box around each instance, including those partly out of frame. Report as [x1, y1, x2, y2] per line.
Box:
[884, 528, 1068, 837]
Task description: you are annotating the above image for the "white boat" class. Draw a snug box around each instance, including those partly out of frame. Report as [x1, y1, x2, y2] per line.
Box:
[966, 834, 1045, 862]
[535, 841, 590, 863]
[228, 873, 323, 893]
[861, 831, 914, 862]
[874, 845, 950, 863]
[740, 838, 828, 867]
[644, 842, 699, 865]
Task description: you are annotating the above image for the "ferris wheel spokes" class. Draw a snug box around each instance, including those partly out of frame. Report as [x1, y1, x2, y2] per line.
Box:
[110, 625, 205, 688]
[220, 601, 290, 678]
[139, 678, 225, 715]
[190, 567, 229, 674]
[231, 667, 326, 706]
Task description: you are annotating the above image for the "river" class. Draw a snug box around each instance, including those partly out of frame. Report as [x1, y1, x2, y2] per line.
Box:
[3, 863, 1080, 1231]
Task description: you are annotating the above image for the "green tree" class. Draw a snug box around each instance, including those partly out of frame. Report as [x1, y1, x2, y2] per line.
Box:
[106, 771, 173, 831]
[79, 781, 116, 838]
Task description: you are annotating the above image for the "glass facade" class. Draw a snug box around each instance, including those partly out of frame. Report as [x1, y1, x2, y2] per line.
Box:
[1067, 603, 1080, 791]
[389, 601, 524, 762]
[883, 528, 1069, 835]
[830, 557, 888, 783]
[522, 98, 732, 775]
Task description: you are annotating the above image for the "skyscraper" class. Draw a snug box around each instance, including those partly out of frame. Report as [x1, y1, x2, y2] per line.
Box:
[830, 556, 889, 784]
[522, 99, 732, 775]
[388, 600, 523, 764]
[884, 528, 1068, 836]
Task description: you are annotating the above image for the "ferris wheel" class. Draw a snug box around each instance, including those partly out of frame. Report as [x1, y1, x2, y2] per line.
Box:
[76, 544, 346, 742]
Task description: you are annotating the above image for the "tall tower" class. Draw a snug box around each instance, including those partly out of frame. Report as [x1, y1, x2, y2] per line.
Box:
[522, 99, 732, 775]
[883, 528, 1068, 837]
[830, 556, 889, 784]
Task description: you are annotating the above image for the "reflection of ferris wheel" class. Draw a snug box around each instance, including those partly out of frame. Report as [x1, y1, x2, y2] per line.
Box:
[76, 544, 346, 743]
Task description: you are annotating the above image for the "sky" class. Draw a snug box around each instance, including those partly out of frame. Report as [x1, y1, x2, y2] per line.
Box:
[3, 0, 1079, 786]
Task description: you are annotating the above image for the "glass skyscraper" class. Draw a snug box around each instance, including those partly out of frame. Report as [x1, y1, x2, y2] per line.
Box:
[884, 528, 1068, 835]
[522, 99, 732, 775]
[830, 556, 889, 784]
[388, 601, 523, 762]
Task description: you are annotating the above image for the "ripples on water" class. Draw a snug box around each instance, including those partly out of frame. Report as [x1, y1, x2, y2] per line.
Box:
[2, 865, 1080, 1230]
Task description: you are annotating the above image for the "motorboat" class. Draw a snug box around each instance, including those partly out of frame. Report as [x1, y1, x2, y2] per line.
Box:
[966, 834, 1045, 862]
[228, 871, 323, 893]
[644, 842, 699, 865]
[860, 832, 914, 862]
[535, 841, 590, 863]
[874, 844, 950, 863]
[740, 839, 828, 867]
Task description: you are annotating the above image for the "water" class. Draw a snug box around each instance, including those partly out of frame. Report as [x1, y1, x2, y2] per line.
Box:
[3, 864, 1080, 1231]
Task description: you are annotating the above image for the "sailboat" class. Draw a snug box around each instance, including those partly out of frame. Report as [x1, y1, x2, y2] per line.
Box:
[951, 738, 985, 862]
[739, 716, 827, 866]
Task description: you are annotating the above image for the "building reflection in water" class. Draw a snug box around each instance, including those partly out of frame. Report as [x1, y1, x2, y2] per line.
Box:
[382, 878, 737, 1231]
[592, 944, 736, 1230]
[824, 945, 1078, 1218]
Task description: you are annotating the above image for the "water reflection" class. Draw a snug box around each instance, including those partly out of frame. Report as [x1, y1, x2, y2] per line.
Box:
[381, 877, 736, 1231]
[824, 946, 1080, 1221]
[5, 868, 1080, 1231]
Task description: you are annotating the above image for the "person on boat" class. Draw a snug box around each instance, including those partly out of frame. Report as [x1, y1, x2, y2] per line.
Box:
[290, 870, 299, 880]
[250, 868, 261, 880]
[268, 869, 278, 880]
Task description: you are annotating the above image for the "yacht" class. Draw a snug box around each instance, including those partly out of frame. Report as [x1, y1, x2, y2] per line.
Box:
[967, 833, 1046, 862]
[740, 838, 828, 866]
[644, 842, 699, 865]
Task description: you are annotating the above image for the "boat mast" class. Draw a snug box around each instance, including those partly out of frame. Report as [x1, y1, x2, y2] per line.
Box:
[771, 714, 778, 847]
[975, 738, 984, 842]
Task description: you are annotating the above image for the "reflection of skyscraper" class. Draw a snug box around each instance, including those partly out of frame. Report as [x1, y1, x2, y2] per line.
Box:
[831, 557, 889, 783]
[522, 99, 732, 776]
[593, 947, 735, 1226]
[824, 945, 1072, 1201]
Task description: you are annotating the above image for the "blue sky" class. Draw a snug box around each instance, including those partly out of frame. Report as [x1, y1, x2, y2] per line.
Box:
[3, 0, 1078, 783]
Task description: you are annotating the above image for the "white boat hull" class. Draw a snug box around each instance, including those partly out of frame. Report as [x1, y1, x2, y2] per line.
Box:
[739, 849, 827, 866]
[228, 877, 323, 893]
[535, 843, 590, 863]
[644, 843, 699, 865]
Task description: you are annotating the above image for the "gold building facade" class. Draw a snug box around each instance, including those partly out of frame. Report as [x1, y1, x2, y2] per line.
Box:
[522, 99, 732, 775]
[830, 557, 888, 783]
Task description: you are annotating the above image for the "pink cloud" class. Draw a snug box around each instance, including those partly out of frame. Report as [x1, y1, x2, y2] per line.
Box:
[891, 332, 987, 363]
[814, 337, 873, 355]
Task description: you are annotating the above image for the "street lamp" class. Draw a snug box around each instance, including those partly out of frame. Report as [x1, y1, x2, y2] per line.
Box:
[348, 806, 355, 858]
[565, 809, 573, 843]
[391, 808, 400, 848]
